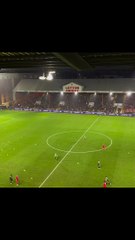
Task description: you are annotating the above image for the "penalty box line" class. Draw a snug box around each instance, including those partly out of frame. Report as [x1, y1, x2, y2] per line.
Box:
[39, 117, 100, 188]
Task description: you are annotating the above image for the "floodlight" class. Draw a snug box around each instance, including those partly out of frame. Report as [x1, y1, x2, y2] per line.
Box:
[46, 73, 53, 81]
[127, 91, 132, 96]
[39, 73, 46, 80]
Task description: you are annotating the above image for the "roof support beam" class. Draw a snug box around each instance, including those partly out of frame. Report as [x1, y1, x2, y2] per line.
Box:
[53, 52, 91, 71]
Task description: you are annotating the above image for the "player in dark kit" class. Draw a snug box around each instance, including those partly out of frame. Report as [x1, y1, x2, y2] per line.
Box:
[97, 161, 101, 169]
[104, 176, 111, 185]
[9, 174, 13, 184]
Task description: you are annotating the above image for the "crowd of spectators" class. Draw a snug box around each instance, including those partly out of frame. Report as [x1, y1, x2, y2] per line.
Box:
[6, 92, 135, 114]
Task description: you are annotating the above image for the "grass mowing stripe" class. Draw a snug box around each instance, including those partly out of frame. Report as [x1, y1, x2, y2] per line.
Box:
[39, 117, 100, 187]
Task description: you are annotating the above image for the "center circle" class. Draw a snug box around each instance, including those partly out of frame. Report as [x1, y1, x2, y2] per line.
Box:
[46, 131, 112, 154]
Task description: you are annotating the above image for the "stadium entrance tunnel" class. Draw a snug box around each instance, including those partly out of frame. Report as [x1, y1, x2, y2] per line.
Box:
[46, 131, 112, 153]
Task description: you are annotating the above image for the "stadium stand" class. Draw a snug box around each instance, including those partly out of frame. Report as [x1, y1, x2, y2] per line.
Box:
[0, 76, 134, 115]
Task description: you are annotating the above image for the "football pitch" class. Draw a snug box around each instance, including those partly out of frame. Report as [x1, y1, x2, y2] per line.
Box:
[0, 110, 135, 188]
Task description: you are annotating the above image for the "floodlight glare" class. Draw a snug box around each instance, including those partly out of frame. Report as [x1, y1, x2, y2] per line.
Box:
[127, 91, 132, 96]
[46, 73, 53, 81]
[39, 73, 46, 80]
[39, 71, 55, 80]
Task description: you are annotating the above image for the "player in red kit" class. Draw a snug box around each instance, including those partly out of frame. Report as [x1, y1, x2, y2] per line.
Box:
[16, 175, 19, 186]
[103, 181, 107, 188]
[102, 144, 106, 150]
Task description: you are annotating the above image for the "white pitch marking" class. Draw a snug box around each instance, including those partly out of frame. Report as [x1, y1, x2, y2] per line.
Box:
[39, 117, 100, 188]
[46, 130, 112, 153]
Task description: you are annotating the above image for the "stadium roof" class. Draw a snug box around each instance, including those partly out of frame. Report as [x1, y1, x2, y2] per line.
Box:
[14, 78, 135, 92]
[0, 52, 135, 72]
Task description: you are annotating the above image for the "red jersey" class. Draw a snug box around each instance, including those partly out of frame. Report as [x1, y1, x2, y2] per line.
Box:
[103, 182, 107, 188]
[16, 176, 19, 183]
[102, 144, 106, 150]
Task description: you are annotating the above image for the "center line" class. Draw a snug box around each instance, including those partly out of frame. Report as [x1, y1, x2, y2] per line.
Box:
[39, 117, 100, 188]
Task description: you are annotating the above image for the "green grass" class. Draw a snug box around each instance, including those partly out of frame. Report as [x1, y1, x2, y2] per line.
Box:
[0, 110, 135, 187]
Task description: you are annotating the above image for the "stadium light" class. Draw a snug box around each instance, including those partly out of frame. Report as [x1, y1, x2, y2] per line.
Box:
[39, 71, 55, 81]
[39, 73, 46, 80]
[126, 91, 132, 96]
[46, 73, 53, 81]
